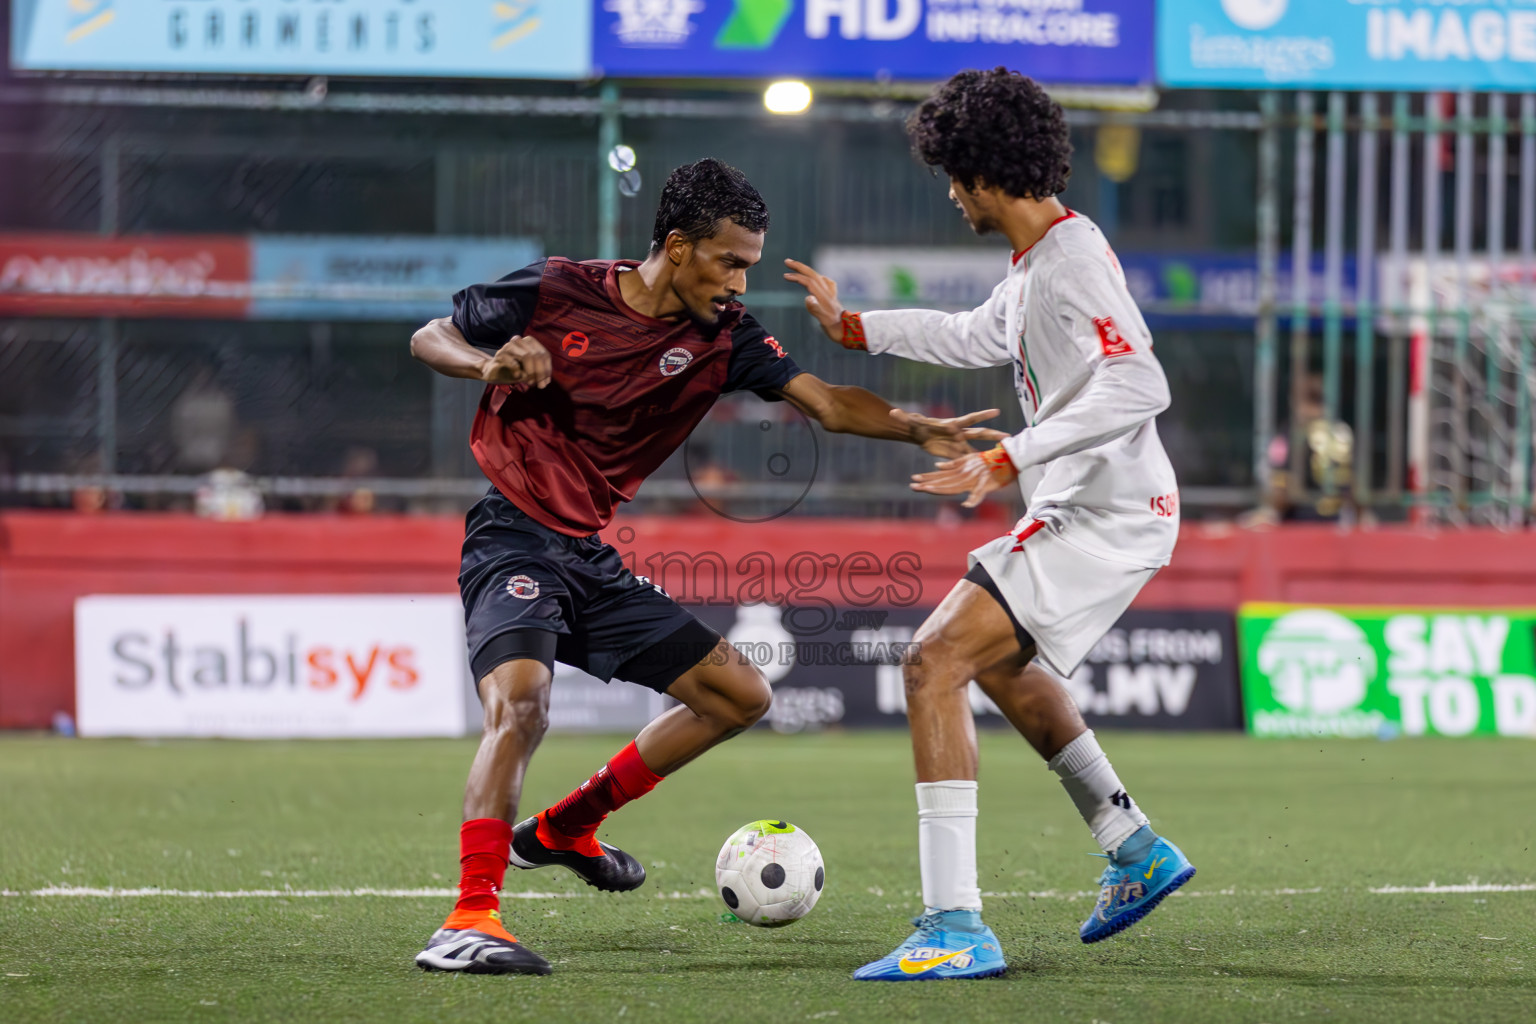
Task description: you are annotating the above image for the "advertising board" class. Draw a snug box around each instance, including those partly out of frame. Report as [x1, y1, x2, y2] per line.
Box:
[75, 595, 467, 738]
[249, 236, 542, 321]
[0, 234, 250, 318]
[813, 244, 1357, 317]
[689, 604, 1242, 733]
[10, 1, 592, 79]
[1237, 604, 1536, 738]
[594, 0, 1155, 85]
[1158, 0, 1536, 90]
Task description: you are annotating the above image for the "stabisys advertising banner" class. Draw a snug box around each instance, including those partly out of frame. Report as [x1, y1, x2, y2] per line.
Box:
[593, 0, 1155, 85]
[1158, 0, 1536, 90]
[75, 595, 467, 738]
[1237, 604, 1536, 738]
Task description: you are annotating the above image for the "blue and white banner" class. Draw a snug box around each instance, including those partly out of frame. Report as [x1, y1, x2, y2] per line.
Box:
[594, 0, 1154, 85]
[1158, 0, 1536, 90]
[250, 236, 542, 321]
[10, 1, 592, 79]
[814, 244, 1358, 316]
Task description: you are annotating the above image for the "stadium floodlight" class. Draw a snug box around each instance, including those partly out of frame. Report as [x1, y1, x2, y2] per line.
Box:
[763, 81, 813, 115]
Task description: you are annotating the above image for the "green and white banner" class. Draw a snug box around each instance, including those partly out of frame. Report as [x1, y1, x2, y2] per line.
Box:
[1238, 604, 1536, 739]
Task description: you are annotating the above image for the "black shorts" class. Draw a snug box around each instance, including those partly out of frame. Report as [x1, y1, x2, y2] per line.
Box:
[459, 489, 721, 693]
[963, 562, 1037, 656]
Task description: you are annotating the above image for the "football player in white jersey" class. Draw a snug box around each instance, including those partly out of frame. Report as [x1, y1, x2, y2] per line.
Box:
[785, 69, 1195, 981]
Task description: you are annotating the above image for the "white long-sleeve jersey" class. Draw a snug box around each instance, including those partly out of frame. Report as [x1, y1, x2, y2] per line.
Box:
[861, 211, 1179, 569]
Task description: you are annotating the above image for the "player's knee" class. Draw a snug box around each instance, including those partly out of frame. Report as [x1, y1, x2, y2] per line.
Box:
[902, 641, 966, 701]
[483, 691, 549, 743]
[479, 668, 551, 742]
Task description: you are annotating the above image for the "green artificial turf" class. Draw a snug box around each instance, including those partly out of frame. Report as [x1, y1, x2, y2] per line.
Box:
[1, 731, 1532, 1023]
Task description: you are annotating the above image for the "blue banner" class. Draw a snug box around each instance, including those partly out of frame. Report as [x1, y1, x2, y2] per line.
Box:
[250, 236, 542, 321]
[10, 1, 591, 79]
[594, 0, 1154, 85]
[1158, 0, 1536, 90]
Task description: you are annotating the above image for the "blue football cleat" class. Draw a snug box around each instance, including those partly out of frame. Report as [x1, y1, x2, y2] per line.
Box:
[852, 909, 1007, 981]
[1080, 834, 1195, 943]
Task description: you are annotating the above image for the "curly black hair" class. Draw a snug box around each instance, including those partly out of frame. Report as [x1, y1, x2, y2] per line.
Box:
[650, 158, 770, 252]
[906, 68, 1072, 200]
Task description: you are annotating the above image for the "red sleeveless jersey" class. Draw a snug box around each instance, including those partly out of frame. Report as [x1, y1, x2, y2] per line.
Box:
[451, 258, 801, 537]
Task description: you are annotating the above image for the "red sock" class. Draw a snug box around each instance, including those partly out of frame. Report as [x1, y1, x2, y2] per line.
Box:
[452, 818, 512, 915]
[538, 742, 664, 857]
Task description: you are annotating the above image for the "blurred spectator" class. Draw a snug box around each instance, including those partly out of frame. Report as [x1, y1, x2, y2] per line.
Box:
[67, 449, 123, 515]
[335, 445, 380, 515]
[1244, 372, 1355, 526]
[171, 369, 236, 474]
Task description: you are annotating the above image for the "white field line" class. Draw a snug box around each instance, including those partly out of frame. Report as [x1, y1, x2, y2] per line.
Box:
[1367, 882, 1536, 894]
[1, 883, 1533, 900]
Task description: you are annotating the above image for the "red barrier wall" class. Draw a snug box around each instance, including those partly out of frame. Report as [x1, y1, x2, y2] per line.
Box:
[5, 510, 1536, 728]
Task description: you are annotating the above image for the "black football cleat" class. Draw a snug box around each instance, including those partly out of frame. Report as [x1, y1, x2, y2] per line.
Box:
[414, 927, 552, 975]
[508, 814, 646, 892]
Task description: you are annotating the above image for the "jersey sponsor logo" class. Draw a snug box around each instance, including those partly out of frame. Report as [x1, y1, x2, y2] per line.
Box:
[658, 346, 694, 376]
[1094, 316, 1135, 358]
[1150, 491, 1180, 518]
[506, 574, 540, 600]
[762, 335, 786, 359]
[561, 331, 590, 357]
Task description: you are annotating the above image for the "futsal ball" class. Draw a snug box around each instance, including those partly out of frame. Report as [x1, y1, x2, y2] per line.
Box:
[715, 819, 824, 927]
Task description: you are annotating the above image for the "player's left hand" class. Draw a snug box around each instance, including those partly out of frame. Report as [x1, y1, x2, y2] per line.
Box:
[891, 407, 1009, 459]
[910, 445, 1019, 508]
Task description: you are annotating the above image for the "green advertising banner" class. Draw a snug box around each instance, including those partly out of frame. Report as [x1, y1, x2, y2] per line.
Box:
[1238, 604, 1536, 739]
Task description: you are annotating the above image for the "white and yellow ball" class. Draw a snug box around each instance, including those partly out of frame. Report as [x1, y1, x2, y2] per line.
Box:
[715, 819, 824, 927]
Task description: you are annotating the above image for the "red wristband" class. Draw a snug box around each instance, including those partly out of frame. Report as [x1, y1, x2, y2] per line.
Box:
[839, 310, 867, 351]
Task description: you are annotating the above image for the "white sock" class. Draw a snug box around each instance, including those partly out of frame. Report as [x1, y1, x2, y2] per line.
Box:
[1047, 730, 1149, 855]
[915, 781, 981, 912]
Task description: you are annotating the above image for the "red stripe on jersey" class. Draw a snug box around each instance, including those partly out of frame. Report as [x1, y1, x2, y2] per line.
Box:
[1012, 209, 1078, 265]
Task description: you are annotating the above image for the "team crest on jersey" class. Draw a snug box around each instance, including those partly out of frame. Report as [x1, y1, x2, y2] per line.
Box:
[658, 347, 694, 376]
[506, 574, 540, 600]
[561, 331, 590, 357]
[1093, 316, 1135, 358]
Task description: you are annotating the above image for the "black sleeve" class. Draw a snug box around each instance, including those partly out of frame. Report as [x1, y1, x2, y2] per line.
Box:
[450, 258, 548, 353]
[723, 313, 804, 401]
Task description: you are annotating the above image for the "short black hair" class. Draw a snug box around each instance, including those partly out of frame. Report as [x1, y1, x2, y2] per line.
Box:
[906, 68, 1072, 200]
[650, 158, 770, 252]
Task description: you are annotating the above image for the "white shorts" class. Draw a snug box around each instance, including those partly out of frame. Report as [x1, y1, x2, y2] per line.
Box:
[968, 518, 1157, 677]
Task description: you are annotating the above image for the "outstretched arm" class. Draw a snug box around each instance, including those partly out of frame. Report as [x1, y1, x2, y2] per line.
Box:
[783, 258, 1013, 369]
[778, 373, 1006, 459]
[410, 317, 552, 388]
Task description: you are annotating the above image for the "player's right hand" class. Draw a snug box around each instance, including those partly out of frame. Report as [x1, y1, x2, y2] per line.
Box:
[480, 335, 552, 389]
[783, 259, 848, 344]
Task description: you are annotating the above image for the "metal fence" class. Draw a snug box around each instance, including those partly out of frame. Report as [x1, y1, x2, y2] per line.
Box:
[1254, 91, 1536, 527]
[2, 81, 1528, 524]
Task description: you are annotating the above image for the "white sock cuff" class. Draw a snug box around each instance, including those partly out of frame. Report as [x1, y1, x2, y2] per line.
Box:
[915, 780, 978, 817]
[1047, 730, 1103, 775]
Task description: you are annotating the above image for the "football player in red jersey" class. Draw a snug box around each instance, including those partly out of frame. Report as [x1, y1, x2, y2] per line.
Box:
[408, 159, 1005, 974]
